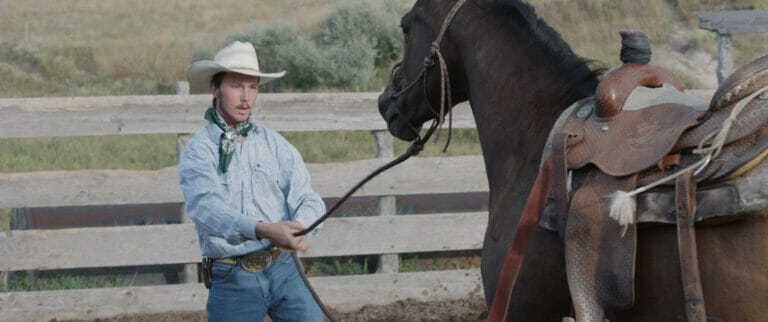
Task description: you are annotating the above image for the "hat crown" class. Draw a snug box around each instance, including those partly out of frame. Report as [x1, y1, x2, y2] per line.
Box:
[186, 40, 284, 90]
[214, 41, 261, 72]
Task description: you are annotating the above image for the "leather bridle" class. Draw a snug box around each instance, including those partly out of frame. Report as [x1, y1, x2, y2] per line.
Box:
[387, 0, 469, 150]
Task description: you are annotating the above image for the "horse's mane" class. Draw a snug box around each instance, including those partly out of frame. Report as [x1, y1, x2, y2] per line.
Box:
[489, 0, 602, 95]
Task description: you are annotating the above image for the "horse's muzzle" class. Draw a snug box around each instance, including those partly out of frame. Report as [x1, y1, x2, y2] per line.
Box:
[377, 90, 420, 141]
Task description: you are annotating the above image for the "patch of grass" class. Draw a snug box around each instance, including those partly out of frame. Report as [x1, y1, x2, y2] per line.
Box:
[282, 130, 378, 163]
[0, 134, 178, 172]
[398, 250, 481, 273]
[7, 271, 120, 292]
[393, 128, 482, 158]
[304, 256, 377, 276]
[399, 253, 419, 273]
[0, 208, 10, 232]
[0, 128, 482, 173]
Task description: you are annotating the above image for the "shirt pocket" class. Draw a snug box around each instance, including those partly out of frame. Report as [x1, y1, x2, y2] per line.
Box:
[249, 163, 286, 211]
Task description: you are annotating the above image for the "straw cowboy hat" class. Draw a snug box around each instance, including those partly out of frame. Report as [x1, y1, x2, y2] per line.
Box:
[186, 41, 285, 90]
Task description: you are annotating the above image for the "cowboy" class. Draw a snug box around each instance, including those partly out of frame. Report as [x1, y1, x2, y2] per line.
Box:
[179, 41, 325, 321]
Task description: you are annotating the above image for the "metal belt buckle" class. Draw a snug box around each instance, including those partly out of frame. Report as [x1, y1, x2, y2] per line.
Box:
[241, 250, 272, 273]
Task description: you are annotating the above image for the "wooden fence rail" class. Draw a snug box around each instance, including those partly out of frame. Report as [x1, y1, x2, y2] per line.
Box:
[0, 93, 474, 138]
[0, 92, 488, 321]
[0, 155, 487, 209]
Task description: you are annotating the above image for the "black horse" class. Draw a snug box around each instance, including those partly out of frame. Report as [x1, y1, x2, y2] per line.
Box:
[378, 0, 768, 321]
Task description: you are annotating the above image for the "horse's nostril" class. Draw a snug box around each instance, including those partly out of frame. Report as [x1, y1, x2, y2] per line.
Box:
[385, 107, 397, 121]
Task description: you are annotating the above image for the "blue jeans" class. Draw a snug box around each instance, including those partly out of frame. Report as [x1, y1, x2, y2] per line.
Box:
[206, 252, 323, 322]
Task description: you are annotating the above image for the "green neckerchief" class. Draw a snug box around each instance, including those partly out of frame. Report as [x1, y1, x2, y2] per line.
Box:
[204, 106, 253, 173]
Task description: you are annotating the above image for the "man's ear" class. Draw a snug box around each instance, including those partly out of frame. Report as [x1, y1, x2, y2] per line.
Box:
[209, 83, 219, 99]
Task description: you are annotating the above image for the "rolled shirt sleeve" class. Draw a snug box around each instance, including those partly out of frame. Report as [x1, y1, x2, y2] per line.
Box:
[274, 133, 325, 238]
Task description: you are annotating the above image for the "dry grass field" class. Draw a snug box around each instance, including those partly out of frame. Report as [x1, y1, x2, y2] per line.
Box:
[0, 0, 395, 84]
[0, 0, 766, 98]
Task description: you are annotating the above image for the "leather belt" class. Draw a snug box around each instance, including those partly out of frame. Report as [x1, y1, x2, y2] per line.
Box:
[214, 249, 282, 273]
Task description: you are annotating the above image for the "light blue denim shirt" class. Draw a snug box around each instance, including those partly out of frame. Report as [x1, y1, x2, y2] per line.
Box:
[179, 117, 325, 259]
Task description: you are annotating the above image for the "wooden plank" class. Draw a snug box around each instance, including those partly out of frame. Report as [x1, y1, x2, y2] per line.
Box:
[0, 269, 483, 321]
[0, 212, 488, 271]
[303, 211, 488, 258]
[0, 155, 487, 208]
[699, 10, 768, 34]
[0, 167, 184, 209]
[0, 93, 475, 138]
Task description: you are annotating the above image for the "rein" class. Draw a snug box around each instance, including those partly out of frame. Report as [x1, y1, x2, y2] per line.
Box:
[287, 1, 470, 320]
[289, 121, 438, 322]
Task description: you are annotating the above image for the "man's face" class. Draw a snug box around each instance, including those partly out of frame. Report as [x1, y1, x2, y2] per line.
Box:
[211, 72, 260, 126]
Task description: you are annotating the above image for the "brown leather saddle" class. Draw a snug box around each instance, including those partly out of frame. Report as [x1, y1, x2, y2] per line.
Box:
[545, 53, 768, 321]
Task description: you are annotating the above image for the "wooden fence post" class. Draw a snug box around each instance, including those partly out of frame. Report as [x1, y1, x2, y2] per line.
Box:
[371, 130, 399, 273]
[715, 32, 733, 85]
[699, 10, 768, 84]
[175, 81, 198, 284]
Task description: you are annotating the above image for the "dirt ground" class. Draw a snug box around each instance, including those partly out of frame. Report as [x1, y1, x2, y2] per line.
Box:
[62, 296, 488, 322]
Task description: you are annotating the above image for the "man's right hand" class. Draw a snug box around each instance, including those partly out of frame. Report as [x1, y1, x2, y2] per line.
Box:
[254, 221, 309, 252]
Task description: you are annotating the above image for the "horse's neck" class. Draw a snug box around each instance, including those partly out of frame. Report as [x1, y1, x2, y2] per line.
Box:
[461, 34, 591, 199]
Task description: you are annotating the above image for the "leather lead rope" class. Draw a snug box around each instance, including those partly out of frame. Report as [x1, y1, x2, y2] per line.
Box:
[676, 171, 707, 322]
[290, 121, 438, 322]
[487, 134, 561, 322]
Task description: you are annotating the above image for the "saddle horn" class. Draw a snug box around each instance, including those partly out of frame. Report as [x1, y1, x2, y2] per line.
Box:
[594, 30, 685, 120]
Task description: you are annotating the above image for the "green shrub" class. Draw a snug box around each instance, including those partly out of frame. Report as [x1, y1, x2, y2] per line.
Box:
[312, 1, 402, 68]
[190, 2, 405, 92]
[319, 38, 377, 90]
[312, 1, 403, 89]
[221, 25, 325, 92]
[54, 46, 98, 73]
[0, 42, 44, 74]
[0, 42, 101, 88]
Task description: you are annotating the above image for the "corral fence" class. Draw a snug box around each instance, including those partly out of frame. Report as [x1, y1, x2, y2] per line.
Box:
[0, 9, 765, 321]
[0, 89, 489, 321]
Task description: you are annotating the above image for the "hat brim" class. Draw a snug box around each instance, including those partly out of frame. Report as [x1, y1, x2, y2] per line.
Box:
[186, 60, 286, 91]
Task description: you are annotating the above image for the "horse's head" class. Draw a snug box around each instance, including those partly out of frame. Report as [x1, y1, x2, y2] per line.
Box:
[378, 0, 469, 141]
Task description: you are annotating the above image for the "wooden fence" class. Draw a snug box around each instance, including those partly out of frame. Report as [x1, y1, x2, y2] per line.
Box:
[0, 91, 489, 321]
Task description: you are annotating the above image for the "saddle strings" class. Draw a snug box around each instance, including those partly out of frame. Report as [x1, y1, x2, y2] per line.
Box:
[609, 84, 768, 227]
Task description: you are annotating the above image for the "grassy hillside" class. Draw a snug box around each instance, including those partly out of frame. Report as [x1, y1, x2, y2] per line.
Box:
[0, 0, 766, 98]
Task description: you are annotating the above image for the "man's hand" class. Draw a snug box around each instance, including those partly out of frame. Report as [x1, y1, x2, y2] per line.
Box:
[254, 221, 310, 252]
